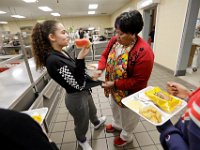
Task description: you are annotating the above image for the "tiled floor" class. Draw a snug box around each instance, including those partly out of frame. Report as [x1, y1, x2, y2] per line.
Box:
[48, 63, 196, 150]
[179, 67, 200, 87]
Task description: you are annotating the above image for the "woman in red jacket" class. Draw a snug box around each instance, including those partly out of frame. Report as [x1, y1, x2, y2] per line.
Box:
[94, 10, 154, 147]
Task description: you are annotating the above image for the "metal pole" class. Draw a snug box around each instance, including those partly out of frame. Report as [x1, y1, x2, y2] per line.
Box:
[19, 33, 38, 93]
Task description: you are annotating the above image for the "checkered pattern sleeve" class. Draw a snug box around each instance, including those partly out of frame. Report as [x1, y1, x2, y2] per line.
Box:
[58, 65, 86, 90]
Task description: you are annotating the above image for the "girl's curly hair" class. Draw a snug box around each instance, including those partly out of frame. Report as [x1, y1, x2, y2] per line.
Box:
[31, 20, 59, 70]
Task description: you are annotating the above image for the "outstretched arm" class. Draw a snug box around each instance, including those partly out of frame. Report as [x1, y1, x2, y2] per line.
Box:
[167, 82, 192, 99]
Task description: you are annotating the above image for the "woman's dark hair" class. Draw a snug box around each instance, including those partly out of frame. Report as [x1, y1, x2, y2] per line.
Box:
[31, 20, 59, 70]
[115, 10, 144, 35]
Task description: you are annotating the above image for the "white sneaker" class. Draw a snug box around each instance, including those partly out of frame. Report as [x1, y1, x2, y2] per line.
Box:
[94, 116, 106, 130]
[78, 141, 92, 150]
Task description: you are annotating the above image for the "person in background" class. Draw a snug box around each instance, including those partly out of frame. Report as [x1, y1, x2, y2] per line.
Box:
[149, 26, 155, 43]
[156, 81, 200, 150]
[89, 31, 93, 42]
[0, 108, 58, 150]
[92, 31, 99, 42]
[148, 25, 155, 46]
[93, 10, 154, 147]
[78, 28, 85, 39]
[84, 30, 90, 39]
[31, 20, 106, 150]
[75, 29, 80, 39]
[84, 30, 92, 42]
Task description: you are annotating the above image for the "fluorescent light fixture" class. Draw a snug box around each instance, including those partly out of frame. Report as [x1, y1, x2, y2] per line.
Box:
[22, 0, 37, 3]
[137, 0, 160, 9]
[0, 21, 8, 24]
[141, 0, 152, 8]
[88, 27, 95, 30]
[51, 13, 60, 16]
[0, 11, 7, 14]
[89, 4, 98, 9]
[37, 19, 45, 23]
[11, 15, 26, 18]
[88, 11, 95, 15]
[38, 6, 52, 12]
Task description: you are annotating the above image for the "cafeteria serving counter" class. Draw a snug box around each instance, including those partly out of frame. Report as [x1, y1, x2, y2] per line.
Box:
[66, 40, 108, 61]
[0, 58, 65, 128]
[93, 41, 108, 60]
[0, 58, 46, 109]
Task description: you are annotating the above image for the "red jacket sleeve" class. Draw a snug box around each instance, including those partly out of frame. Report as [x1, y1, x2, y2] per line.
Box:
[98, 36, 117, 70]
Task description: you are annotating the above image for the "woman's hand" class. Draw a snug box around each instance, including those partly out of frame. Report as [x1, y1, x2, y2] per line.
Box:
[77, 46, 91, 59]
[167, 81, 191, 99]
[93, 70, 103, 80]
[102, 81, 114, 89]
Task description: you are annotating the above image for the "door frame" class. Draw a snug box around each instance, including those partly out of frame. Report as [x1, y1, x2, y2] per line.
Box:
[175, 0, 200, 76]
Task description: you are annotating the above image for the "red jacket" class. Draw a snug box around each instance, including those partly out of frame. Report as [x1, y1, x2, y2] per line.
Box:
[98, 36, 154, 95]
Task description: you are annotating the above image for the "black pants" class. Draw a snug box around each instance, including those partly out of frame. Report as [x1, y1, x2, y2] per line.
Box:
[65, 90, 99, 142]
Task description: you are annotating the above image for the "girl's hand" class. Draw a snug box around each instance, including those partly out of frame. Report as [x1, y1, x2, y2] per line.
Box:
[77, 46, 91, 59]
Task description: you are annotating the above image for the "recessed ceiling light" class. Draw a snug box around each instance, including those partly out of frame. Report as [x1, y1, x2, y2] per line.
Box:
[38, 6, 52, 12]
[0, 21, 8, 24]
[88, 11, 95, 15]
[0, 11, 7, 14]
[51, 13, 61, 16]
[89, 4, 98, 9]
[11, 15, 26, 18]
[22, 0, 37, 3]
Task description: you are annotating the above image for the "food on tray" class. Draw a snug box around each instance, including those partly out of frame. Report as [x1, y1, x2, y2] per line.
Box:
[145, 87, 182, 113]
[32, 113, 42, 124]
[154, 91, 172, 101]
[74, 38, 91, 48]
[125, 100, 144, 112]
[139, 105, 162, 123]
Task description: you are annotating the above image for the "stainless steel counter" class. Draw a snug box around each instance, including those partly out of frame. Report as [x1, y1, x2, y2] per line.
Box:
[93, 41, 108, 60]
[0, 54, 19, 60]
[92, 40, 109, 45]
[65, 41, 108, 61]
[0, 58, 47, 109]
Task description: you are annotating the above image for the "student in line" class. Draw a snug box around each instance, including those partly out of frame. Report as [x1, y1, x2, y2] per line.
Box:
[31, 20, 106, 150]
[157, 81, 200, 150]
